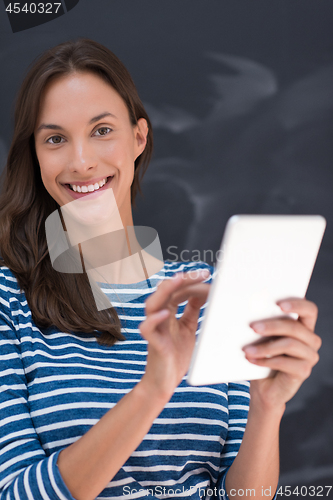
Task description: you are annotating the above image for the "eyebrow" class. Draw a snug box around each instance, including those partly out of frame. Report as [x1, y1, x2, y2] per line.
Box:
[36, 112, 117, 133]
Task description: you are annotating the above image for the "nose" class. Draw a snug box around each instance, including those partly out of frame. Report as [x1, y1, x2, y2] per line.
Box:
[67, 139, 97, 174]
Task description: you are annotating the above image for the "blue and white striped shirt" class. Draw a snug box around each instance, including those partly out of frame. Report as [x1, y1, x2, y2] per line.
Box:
[0, 261, 250, 500]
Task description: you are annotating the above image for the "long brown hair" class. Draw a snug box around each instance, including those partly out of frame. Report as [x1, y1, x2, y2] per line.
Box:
[0, 38, 153, 345]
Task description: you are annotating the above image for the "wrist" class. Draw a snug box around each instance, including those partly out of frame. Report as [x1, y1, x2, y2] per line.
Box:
[248, 396, 286, 423]
[249, 381, 287, 420]
[137, 375, 174, 408]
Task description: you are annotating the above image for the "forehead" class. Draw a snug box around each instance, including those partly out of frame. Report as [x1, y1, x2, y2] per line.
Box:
[36, 71, 130, 124]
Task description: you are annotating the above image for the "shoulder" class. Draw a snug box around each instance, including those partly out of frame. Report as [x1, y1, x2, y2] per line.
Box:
[0, 265, 29, 332]
[0, 265, 22, 305]
[0, 266, 18, 337]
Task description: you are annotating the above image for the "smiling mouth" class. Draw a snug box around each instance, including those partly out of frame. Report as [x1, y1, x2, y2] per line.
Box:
[65, 176, 114, 193]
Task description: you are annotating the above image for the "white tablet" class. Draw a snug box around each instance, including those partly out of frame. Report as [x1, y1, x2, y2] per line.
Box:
[187, 215, 326, 385]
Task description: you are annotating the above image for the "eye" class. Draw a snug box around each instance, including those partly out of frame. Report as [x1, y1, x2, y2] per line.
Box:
[94, 127, 112, 137]
[46, 135, 64, 145]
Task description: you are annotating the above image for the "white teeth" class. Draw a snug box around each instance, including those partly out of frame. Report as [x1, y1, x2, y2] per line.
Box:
[69, 177, 109, 193]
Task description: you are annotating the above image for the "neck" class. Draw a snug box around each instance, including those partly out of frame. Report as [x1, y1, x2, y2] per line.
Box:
[57, 190, 163, 291]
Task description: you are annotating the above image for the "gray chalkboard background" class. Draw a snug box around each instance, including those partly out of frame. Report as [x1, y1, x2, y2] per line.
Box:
[0, 1, 332, 496]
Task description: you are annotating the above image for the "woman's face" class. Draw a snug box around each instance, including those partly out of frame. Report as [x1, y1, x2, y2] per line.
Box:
[34, 71, 148, 225]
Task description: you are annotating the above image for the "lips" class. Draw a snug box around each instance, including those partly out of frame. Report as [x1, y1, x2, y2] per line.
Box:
[69, 177, 107, 193]
[63, 176, 114, 200]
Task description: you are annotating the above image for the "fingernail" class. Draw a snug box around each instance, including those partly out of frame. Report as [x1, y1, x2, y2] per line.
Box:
[247, 358, 259, 364]
[243, 346, 258, 355]
[279, 301, 292, 311]
[251, 322, 265, 333]
[158, 309, 170, 318]
[199, 269, 210, 278]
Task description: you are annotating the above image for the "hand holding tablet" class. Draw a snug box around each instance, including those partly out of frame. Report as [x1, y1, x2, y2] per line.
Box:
[188, 215, 326, 385]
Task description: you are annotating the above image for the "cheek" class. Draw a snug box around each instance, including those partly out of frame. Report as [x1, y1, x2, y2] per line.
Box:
[36, 150, 62, 190]
[39, 161, 54, 187]
[100, 140, 136, 174]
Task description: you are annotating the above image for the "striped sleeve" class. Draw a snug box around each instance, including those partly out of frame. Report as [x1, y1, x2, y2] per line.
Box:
[0, 271, 75, 500]
[217, 381, 250, 500]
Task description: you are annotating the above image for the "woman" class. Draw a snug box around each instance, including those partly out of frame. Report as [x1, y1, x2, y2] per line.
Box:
[0, 39, 321, 500]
